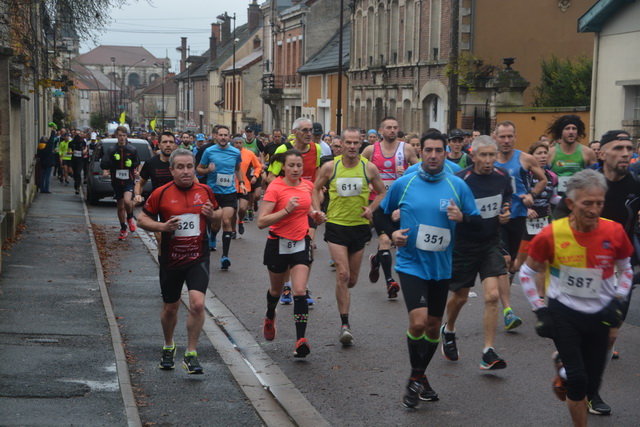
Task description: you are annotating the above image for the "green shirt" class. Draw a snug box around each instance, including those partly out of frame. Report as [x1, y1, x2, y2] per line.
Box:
[327, 157, 371, 226]
[59, 140, 72, 161]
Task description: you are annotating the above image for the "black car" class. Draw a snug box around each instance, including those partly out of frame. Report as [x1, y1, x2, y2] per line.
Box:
[85, 138, 154, 205]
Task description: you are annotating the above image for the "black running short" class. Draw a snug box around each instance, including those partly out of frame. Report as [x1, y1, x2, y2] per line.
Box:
[159, 259, 210, 303]
[324, 222, 371, 253]
[112, 180, 134, 200]
[263, 235, 313, 273]
[499, 216, 526, 260]
[449, 236, 507, 291]
[214, 192, 238, 209]
[372, 206, 399, 237]
[397, 272, 449, 316]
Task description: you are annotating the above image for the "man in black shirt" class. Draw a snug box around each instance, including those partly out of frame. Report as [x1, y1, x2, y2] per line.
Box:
[440, 135, 512, 370]
[134, 131, 178, 204]
[69, 134, 87, 195]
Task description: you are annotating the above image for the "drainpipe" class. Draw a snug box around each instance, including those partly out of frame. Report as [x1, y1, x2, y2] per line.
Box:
[589, 32, 599, 141]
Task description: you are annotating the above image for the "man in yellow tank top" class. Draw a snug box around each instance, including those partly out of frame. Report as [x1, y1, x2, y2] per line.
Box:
[312, 127, 386, 346]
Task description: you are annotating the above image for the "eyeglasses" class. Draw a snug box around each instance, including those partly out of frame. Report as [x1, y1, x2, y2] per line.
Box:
[298, 128, 313, 133]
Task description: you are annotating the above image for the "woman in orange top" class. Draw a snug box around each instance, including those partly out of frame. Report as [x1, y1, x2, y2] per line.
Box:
[232, 136, 261, 235]
[258, 149, 325, 358]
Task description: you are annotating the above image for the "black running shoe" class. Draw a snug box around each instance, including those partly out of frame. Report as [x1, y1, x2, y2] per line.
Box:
[588, 393, 611, 415]
[440, 324, 459, 361]
[419, 376, 439, 401]
[159, 345, 177, 370]
[368, 253, 380, 283]
[238, 222, 245, 235]
[183, 352, 204, 374]
[480, 348, 507, 370]
[402, 379, 423, 408]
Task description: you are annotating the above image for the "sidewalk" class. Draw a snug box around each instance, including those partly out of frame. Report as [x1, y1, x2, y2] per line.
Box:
[0, 182, 263, 426]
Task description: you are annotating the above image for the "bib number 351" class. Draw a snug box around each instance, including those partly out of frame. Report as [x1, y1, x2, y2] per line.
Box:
[415, 224, 450, 252]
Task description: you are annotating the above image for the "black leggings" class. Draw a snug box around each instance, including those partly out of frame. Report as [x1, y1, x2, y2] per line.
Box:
[549, 299, 609, 401]
[397, 272, 449, 317]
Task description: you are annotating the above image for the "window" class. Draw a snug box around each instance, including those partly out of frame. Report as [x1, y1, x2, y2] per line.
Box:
[430, 0, 441, 61]
[405, 0, 415, 63]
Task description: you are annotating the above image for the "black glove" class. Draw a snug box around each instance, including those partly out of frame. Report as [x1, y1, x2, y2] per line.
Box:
[601, 297, 625, 328]
[534, 307, 555, 338]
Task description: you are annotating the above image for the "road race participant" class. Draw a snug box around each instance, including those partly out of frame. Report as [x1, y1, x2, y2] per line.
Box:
[519, 169, 633, 427]
[138, 149, 219, 374]
[547, 115, 598, 196]
[312, 122, 333, 157]
[312, 127, 386, 345]
[100, 126, 140, 240]
[440, 136, 512, 370]
[513, 141, 559, 296]
[243, 125, 265, 219]
[494, 120, 548, 329]
[232, 136, 261, 236]
[179, 132, 193, 151]
[361, 116, 419, 299]
[580, 130, 640, 415]
[258, 149, 326, 357]
[134, 131, 178, 204]
[446, 129, 472, 168]
[59, 132, 72, 186]
[381, 132, 480, 408]
[268, 118, 322, 305]
[196, 125, 246, 270]
[69, 134, 87, 195]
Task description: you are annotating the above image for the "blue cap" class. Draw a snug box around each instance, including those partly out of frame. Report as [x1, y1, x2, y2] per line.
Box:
[196, 133, 205, 141]
[367, 129, 377, 136]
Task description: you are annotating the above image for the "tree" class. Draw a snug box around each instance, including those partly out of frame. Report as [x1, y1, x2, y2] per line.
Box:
[90, 112, 108, 132]
[52, 105, 66, 128]
[532, 55, 592, 107]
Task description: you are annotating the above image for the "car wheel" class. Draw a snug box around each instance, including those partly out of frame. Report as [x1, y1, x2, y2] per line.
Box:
[87, 185, 100, 205]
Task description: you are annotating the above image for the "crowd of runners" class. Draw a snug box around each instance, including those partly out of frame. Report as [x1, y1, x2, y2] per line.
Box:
[38, 114, 639, 426]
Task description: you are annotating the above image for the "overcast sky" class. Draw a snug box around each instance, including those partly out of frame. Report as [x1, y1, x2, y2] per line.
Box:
[80, 0, 253, 72]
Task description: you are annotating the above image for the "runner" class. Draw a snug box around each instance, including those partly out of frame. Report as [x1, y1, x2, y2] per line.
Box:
[519, 169, 633, 426]
[446, 129, 472, 168]
[137, 148, 219, 374]
[312, 127, 386, 345]
[268, 118, 323, 305]
[380, 131, 480, 408]
[58, 132, 72, 186]
[68, 134, 87, 195]
[232, 136, 261, 236]
[243, 125, 265, 220]
[195, 125, 247, 269]
[547, 115, 598, 196]
[361, 116, 419, 299]
[100, 126, 140, 240]
[494, 120, 548, 330]
[440, 135, 512, 369]
[258, 149, 325, 357]
[513, 140, 559, 297]
[134, 131, 178, 203]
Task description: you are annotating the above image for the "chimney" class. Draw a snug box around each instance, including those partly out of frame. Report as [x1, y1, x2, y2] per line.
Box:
[221, 16, 231, 44]
[248, 0, 260, 33]
[210, 35, 217, 61]
[253, 35, 261, 50]
[211, 23, 221, 46]
[180, 37, 187, 73]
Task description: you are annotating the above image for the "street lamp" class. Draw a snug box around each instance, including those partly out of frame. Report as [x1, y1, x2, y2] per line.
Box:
[119, 58, 146, 123]
[154, 57, 168, 132]
[217, 12, 237, 134]
[110, 57, 116, 119]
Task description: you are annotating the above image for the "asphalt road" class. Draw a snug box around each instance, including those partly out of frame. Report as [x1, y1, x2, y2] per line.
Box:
[88, 200, 640, 426]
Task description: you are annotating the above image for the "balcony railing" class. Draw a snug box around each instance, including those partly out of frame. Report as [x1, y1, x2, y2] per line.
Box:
[262, 74, 301, 90]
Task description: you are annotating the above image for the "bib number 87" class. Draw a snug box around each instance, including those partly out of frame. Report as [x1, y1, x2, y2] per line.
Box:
[567, 275, 592, 288]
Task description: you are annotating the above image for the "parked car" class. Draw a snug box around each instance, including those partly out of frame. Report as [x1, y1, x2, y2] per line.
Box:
[85, 138, 154, 205]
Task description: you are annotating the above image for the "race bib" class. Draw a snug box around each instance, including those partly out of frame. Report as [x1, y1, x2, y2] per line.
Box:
[115, 169, 129, 180]
[415, 224, 451, 252]
[336, 177, 362, 197]
[526, 216, 549, 235]
[279, 237, 304, 254]
[173, 213, 199, 237]
[475, 195, 501, 219]
[382, 179, 395, 192]
[216, 173, 233, 187]
[73, 150, 83, 158]
[558, 176, 570, 193]
[558, 265, 602, 298]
